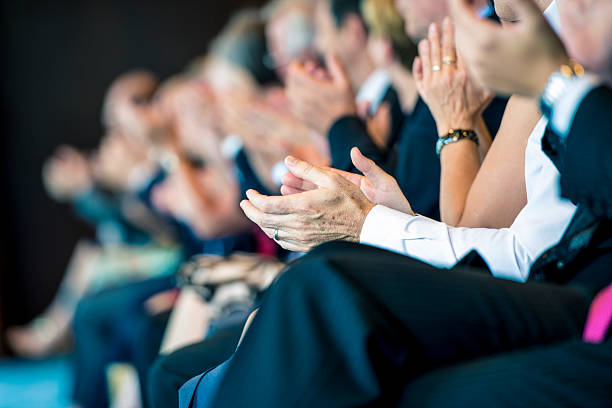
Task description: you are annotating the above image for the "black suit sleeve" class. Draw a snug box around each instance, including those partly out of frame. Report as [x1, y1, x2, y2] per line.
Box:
[327, 115, 388, 171]
[561, 86, 612, 218]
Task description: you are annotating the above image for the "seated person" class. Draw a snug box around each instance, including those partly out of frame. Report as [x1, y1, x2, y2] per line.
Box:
[6, 71, 184, 358]
[200, 0, 612, 406]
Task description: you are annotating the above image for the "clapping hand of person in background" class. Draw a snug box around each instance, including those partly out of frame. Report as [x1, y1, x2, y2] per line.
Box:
[413, 18, 493, 142]
[244, 88, 331, 167]
[156, 78, 226, 168]
[42, 146, 93, 201]
[449, 0, 568, 97]
[558, 0, 612, 82]
[286, 53, 357, 137]
[240, 147, 413, 252]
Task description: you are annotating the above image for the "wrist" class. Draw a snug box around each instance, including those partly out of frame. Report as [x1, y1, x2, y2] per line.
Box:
[437, 117, 477, 137]
[351, 201, 376, 242]
[531, 53, 573, 98]
[539, 59, 586, 118]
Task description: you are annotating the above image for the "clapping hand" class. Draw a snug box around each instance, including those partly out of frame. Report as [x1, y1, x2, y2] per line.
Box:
[287, 53, 357, 136]
[413, 18, 493, 135]
[449, 0, 568, 97]
[240, 147, 413, 252]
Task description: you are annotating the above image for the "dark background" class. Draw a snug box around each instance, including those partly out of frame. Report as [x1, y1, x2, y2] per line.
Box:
[0, 0, 264, 350]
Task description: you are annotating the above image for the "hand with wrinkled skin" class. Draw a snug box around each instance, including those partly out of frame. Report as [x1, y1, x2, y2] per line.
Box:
[449, 0, 568, 97]
[413, 18, 493, 135]
[281, 147, 414, 215]
[239, 154, 376, 252]
[287, 53, 357, 136]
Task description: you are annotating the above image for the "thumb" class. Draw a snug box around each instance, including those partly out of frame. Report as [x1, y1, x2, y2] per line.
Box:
[284, 155, 335, 189]
[326, 53, 350, 87]
[350, 147, 389, 186]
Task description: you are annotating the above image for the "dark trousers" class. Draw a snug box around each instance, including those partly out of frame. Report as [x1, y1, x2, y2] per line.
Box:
[72, 276, 174, 408]
[212, 242, 597, 407]
[400, 338, 612, 407]
[147, 322, 244, 408]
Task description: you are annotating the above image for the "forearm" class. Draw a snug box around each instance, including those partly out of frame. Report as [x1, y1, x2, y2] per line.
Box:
[439, 139, 481, 226]
[475, 115, 492, 160]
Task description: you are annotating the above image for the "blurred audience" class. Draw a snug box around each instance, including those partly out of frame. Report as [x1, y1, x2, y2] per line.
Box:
[6, 0, 611, 407]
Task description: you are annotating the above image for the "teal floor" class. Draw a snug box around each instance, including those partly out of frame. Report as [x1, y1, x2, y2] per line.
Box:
[0, 355, 73, 408]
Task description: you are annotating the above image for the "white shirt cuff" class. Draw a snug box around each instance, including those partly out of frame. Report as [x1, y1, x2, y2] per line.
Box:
[359, 205, 458, 269]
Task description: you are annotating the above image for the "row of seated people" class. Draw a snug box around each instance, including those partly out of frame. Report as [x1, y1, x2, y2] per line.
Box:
[7, 0, 611, 406]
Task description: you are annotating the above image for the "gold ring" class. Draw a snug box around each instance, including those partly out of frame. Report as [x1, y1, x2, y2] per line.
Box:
[432, 65, 441, 72]
[442, 57, 457, 65]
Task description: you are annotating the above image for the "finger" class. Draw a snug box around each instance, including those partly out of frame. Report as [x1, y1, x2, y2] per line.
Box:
[428, 23, 442, 71]
[281, 172, 318, 191]
[412, 57, 424, 94]
[280, 185, 305, 195]
[356, 101, 371, 119]
[350, 147, 390, 186]
[245, 189, 298, 215]
[326, 53, 350, 87]
[418, 39, 431, 82]
[328, 167, 363, 187]
[284, 156, 336, 188]
[240, 200, 295, 229]
[441, 17, 457, 70]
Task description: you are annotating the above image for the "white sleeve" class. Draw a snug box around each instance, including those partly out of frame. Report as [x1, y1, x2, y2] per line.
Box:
[550, 75, 599, 137]
[359, 205, 533, 282]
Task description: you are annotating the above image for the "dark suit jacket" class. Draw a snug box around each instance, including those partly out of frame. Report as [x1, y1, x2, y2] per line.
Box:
[532, 86, 612, 289]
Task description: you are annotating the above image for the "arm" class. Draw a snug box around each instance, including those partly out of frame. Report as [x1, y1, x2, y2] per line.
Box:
[414, 19, 509, 227]
[457, 96, 539, 228]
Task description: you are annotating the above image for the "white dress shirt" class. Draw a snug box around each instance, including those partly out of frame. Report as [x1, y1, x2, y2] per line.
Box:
[360, 117, 578, 282]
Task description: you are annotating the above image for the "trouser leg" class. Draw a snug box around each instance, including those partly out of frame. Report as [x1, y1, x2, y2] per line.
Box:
[399, 339, 612, 408]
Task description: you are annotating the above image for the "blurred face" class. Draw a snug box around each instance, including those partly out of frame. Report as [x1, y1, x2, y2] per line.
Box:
[104, 73, 159, 142]
[266, 8, 317, 80]
[394, 0, 448, 40]
[366, 35, 394, 68]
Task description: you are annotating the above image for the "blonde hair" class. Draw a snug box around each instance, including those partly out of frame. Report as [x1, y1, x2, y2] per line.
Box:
[361, 0, 417, 69]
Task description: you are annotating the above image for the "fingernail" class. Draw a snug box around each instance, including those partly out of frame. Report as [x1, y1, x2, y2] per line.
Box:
[429, 23, 437, 34]
[285, 155, 297, 166]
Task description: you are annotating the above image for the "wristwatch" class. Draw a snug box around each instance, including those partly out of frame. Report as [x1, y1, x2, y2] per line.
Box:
[436, 129, 479, 157]
[539, 59, 585, 118]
